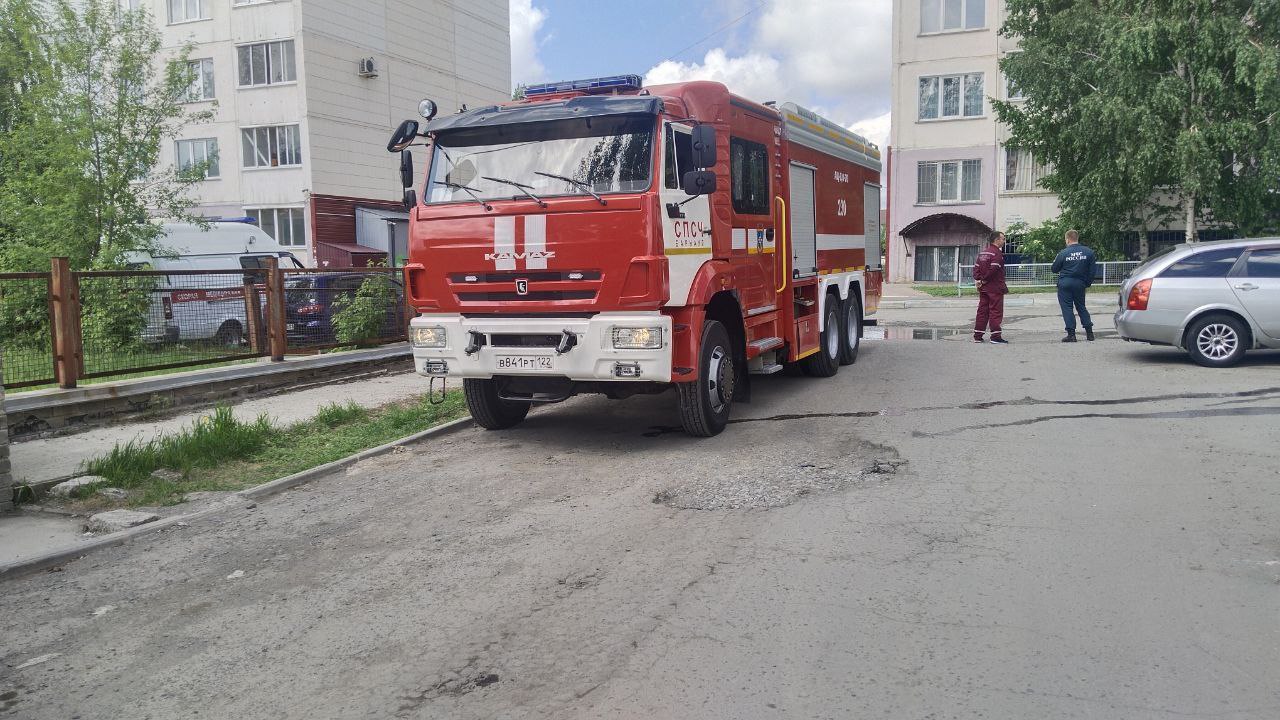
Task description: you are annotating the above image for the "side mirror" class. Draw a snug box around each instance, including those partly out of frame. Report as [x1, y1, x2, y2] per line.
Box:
[681, 170, 716, 196]
[399, 150, 414, 190]
[691, 125, 717, 168]
[387, 119, 420, 152]
[402, 188, 417, 210]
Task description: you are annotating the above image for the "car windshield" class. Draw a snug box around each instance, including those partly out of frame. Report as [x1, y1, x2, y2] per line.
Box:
[425, 115, 654, 204]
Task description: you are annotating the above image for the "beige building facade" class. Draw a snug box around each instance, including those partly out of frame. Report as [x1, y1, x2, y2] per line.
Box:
[134, 0, 510, 264]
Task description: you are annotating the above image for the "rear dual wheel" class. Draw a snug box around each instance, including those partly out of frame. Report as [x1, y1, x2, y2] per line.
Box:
[839, 293, 862, 366]
[802, 297, 841, 378]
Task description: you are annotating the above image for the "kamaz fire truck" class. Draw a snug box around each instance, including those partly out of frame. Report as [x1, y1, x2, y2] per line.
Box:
[386, 75, 882, 436]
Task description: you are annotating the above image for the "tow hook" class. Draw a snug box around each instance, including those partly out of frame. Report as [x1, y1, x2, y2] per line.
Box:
[556, 330, 578, 355]
[464, 330, 486, 356]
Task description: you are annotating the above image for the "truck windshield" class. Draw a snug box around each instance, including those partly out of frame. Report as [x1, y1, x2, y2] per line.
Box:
[426, 115, 653, 205]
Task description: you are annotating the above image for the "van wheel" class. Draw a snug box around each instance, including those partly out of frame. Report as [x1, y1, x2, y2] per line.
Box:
[678, 320, 734, 437]
[1185, 315, 1248, 368]
[802, 296, 841, 378]
[839, 294, 862, 366]
[464, 379, 531, 429]
[214, 321, 244, 346]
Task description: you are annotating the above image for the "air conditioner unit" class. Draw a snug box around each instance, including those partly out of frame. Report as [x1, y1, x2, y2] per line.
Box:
[358, 57, 378, 78]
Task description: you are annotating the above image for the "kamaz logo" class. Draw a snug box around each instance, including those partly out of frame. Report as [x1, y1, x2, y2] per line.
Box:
[484, 250, 556, 262]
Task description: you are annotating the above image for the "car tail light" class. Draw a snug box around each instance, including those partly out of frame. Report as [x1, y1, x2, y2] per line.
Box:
[162, 296, 173, 320]
[1127, 278, 1152, 310]
[296, 303, 325, 316]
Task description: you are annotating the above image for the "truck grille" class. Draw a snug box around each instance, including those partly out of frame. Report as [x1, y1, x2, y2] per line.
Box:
[456, 290, 596, 302]
[488, 333, 563, 348]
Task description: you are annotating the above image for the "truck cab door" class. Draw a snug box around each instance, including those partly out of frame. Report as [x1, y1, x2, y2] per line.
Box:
[659, 122, 713, 307]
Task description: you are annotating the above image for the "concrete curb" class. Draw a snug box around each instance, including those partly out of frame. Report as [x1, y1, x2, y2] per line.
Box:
[0, 415, 474, 581]
[879, 296, 1119, 310]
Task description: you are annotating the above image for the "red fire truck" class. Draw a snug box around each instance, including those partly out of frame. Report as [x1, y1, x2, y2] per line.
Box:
[387, 75, 882, 436]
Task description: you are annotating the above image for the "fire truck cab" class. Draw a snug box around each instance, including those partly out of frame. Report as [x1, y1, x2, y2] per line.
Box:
[389, 75, 882, 436]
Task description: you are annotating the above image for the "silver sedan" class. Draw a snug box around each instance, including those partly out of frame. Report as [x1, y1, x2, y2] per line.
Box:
[1114, 238, 1280, 367]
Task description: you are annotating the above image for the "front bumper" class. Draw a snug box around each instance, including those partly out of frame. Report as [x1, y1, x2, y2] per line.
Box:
[411, 313, 673, 383]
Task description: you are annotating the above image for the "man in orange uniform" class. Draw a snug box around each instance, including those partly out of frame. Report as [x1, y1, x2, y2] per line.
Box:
[972, 231, 1009, 344]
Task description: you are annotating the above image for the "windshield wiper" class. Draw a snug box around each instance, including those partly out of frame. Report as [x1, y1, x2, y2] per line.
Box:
[481, 176, 547, 208]
[440, 181, 493, 211]
[534, 171, 607, 206]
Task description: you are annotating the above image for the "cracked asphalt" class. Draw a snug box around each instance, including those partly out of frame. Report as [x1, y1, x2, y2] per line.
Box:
[3, 305, 1280, 719]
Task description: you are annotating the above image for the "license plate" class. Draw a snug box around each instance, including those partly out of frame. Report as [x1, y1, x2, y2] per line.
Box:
[496, 355, 553, 370]
[286, 323, 295, 330]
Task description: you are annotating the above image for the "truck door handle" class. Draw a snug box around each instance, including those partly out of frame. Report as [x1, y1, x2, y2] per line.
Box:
[1234, 283, 1259, 291]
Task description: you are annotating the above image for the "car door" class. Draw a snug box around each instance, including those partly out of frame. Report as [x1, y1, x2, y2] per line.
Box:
[1231, 246, 1280, 341]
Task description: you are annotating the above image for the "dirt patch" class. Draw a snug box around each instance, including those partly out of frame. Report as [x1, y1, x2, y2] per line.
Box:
[652, 438, 904, 510]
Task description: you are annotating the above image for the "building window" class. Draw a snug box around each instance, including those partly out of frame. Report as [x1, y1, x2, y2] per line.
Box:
[248, 207, 306, 247]
[730, 136, 770, 215]
[917, 160, 981, 204]
[237, 40, 296, 87]
[168, 0, 209, 24]
[241, 125, 302, 168]
[921, 0, 985, 33]
[184, 58, 214, 102]
[918, 73, 984, 120]
[1003, 147, 1050, 193]
[176, 138, 219, 178]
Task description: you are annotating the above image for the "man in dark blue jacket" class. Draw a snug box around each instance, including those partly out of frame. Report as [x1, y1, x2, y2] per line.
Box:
[1051, 230, 1097, 342]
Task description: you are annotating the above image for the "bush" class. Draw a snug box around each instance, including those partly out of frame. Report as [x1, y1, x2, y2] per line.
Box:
[330, 271, 399, 346]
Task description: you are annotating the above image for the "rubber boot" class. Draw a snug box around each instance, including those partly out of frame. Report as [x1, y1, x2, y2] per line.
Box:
[1061, 331, 1077, 343]
[1085, 328, 1095, 341]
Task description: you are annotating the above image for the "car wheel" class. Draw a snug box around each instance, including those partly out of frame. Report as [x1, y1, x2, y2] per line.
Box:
[214, 321, 244, 347]
[464, 378, 531, 429]
[1185, 315, 1248, 368]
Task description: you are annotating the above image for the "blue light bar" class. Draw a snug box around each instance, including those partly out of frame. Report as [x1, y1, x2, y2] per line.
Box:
[524, 74, 643, 97]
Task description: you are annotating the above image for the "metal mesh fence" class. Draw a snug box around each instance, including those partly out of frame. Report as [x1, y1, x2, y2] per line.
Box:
[0, 273, 55, 388]
[957, 261, 1141, 290]
[281, 269, 407, 351]
[76, 270, 269, 380]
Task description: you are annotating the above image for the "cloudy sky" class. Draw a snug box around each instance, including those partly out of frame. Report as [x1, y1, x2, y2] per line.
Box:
[509, 0, 892, 149]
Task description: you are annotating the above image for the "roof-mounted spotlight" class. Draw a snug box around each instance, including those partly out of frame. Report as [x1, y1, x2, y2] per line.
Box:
[418, 98, 438, 121]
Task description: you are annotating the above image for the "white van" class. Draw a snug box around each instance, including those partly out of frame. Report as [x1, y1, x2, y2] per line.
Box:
[130, 218, 304, 345]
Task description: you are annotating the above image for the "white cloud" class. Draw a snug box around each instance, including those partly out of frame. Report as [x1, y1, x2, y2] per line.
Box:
[848, 111, 891, 151]
[643, 0, 891, 129]
[510, 0, 549, 88]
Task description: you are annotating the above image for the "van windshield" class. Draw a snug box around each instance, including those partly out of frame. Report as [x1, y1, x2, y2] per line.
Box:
[425, 115, 654, 205]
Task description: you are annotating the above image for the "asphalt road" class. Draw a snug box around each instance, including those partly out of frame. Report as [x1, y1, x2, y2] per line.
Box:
[3, 305, 1279, 719]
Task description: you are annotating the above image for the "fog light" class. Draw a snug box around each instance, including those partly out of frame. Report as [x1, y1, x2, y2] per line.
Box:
[423, 359, 449, 375]
[411, 325, 447, 348]
[614, 362, 641, 378]
[612, 326, 663, 349]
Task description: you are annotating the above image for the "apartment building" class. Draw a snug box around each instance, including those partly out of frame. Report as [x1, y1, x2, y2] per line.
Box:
[886, 0, 1058, 283]
[137, 0, 510, 265]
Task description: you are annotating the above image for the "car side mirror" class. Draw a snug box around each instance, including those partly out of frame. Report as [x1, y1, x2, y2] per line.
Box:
[402, 188, 417, 210]
[387, 119, 420, 152]
[399, 150, 414, 190]
[681, 170, 716, 196]
[691, 125, 717, 168]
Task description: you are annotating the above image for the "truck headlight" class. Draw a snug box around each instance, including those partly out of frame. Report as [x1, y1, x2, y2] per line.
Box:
[612, 326, 663, 350]
[411, 325, 447, 348]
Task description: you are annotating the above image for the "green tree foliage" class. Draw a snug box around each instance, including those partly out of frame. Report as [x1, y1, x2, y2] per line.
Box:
[331, 271, 401, 347]
[0, 0, 212, 272]
[995, 1, 1280, 247]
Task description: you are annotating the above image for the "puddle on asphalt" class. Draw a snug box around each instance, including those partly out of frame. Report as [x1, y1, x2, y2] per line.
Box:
[865, 325, 964, 341]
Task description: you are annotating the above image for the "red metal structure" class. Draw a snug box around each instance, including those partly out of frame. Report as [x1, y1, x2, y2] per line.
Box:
[390, 76, 883, 436]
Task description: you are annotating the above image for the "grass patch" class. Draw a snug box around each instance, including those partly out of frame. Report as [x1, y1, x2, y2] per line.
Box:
[77, 393, 468, 507]
[911, 284, 1121, 298]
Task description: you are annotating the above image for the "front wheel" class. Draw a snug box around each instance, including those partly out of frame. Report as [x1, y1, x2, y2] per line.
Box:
[463, 378, 531, 430]
[1185, 315, 1248, 368]
[678, 320, 735, 437]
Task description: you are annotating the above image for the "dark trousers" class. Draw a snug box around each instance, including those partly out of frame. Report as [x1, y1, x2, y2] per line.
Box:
[1057, 278, 1092, 331]
[974, 289, 1005, 339]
